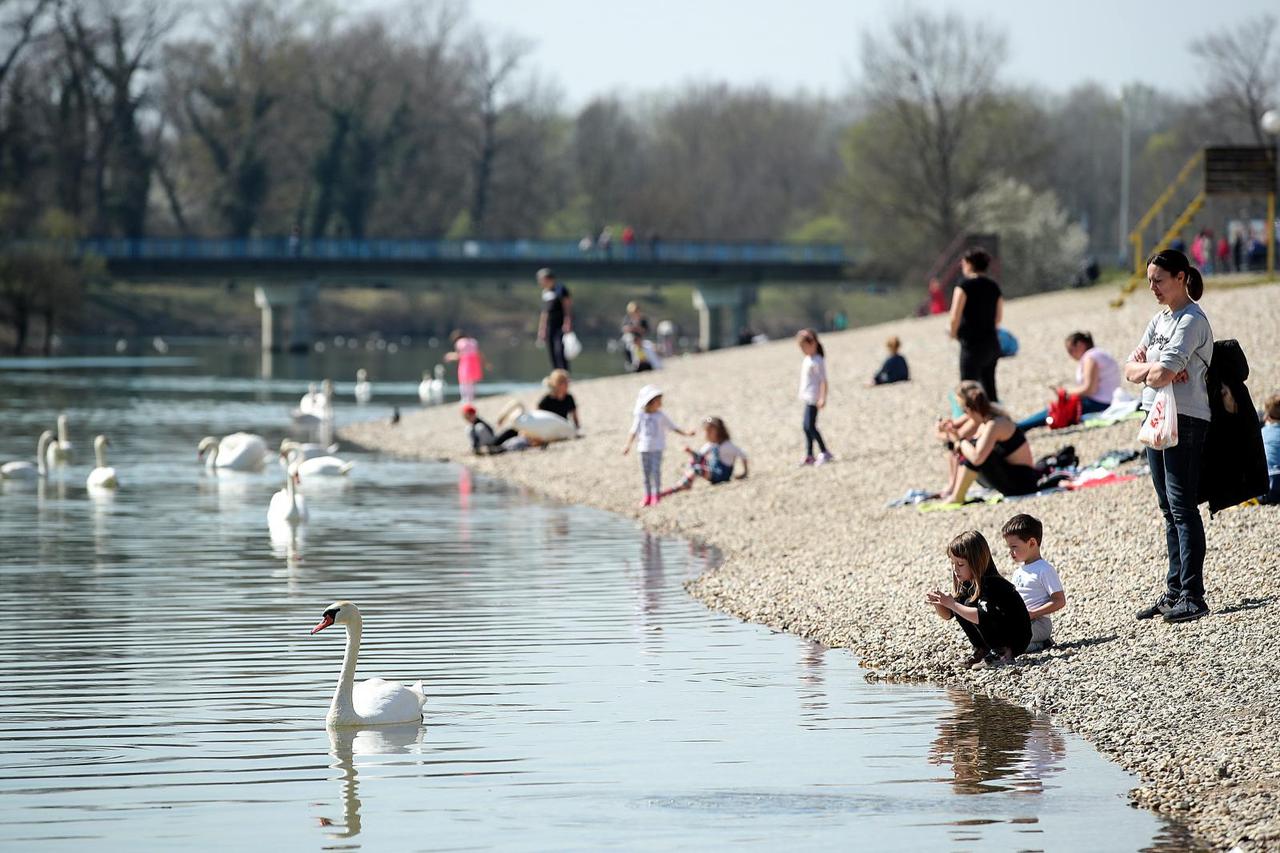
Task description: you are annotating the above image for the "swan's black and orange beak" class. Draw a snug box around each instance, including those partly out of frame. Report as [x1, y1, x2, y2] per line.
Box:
[311, 612, 335, 634]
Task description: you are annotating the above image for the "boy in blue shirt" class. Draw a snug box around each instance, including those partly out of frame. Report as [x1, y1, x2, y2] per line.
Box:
[1262, 394, 1280, 504]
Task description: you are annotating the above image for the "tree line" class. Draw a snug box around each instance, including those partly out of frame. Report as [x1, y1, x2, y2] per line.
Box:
[1, 1, 1277, 351]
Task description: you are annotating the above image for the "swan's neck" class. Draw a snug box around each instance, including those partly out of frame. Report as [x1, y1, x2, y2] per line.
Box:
[94, 442, 107, 469]
[57, 418, 68, 445]
[330, 620, 362, 722]
[286, 474, 299, 511]
[37, 435, 50, 477]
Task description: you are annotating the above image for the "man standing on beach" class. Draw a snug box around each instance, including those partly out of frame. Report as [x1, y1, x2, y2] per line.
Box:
[537, 267, 573, 371]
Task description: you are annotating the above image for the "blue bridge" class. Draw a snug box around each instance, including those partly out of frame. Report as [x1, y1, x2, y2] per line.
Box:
[80, 237, 854, 352]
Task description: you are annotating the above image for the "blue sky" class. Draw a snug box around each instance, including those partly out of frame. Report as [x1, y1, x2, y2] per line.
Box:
[450, 0, 1278, 105]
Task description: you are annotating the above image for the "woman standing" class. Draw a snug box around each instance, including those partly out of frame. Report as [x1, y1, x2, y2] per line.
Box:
[1125, 249, 1213, 624]
[948, 248, 1004, 401]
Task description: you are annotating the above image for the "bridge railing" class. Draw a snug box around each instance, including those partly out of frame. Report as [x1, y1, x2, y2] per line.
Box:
[76, 237, 847, 265]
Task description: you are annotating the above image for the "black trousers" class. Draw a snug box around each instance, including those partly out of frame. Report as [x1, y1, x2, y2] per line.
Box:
[959, 339, 1000, 402]
[547, 330, 569, 371]
[963, 453, 1039, 496]
[956, 612, 1025, 655]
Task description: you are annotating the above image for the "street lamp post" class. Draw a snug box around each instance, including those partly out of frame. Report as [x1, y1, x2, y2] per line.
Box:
[1262, 108, 1280, 277]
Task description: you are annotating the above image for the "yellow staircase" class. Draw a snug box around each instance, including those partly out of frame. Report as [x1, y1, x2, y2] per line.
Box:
[1112, 151, 1205, 308]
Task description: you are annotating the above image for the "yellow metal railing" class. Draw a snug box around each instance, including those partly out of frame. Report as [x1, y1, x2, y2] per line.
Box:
[1113, 151, 1206, 307]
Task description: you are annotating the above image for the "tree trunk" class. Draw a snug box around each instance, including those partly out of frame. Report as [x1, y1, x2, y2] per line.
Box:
[41, 307, 54, 356]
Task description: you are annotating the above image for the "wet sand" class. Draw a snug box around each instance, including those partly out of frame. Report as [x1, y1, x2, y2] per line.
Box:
[343, 280, 1280, 850]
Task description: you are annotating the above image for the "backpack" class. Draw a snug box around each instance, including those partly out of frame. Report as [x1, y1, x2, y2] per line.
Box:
[1046, 389, 1082, 430]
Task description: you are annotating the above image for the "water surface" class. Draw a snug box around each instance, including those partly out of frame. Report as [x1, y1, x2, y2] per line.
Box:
[0, 355, 1186, 851]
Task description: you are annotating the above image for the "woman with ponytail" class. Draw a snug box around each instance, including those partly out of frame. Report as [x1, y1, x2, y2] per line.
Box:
[1125, 249, 1214, 624]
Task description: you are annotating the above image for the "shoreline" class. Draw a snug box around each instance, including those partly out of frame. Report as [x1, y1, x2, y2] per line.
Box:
[342, 281, 1280, 850]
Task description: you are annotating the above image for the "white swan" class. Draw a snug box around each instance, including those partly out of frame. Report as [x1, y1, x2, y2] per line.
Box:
[292, 454, 354, 478]
[46, 414, 72, 466]
[198, 432, 269, 471]
[310, 601, 425, 727]
[2, 431, 55, 480]
[354, 369, 372, 404]
[267, 463, 308, 525]
[419, 365, 445, 405]
[280, 439, 339, 461]
[86, 434, 119, 489]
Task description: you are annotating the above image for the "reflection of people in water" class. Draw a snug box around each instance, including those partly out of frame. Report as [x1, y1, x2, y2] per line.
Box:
[928, 687, 1063, 796]
[317, 724, 423, 840]
[640, 532, 665, 618]
[798, 640, 828, 723]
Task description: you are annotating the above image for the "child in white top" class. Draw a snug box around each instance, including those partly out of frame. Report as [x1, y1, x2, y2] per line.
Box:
[797, 328, 833, 465]
[1001, 513, 1067, 652]
[621, 384, 692, 507]
[661, 416, 749, 497]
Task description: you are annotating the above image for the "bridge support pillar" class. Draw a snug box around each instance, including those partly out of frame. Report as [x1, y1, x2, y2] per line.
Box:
[254, 283, 318, 354]
[692, 284, 756, 351]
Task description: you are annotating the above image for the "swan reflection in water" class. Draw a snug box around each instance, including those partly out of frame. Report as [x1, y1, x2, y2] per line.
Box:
[268, 518, 306, 568]
[929, 687, 1065, 796]
[317, 724, 424, 839]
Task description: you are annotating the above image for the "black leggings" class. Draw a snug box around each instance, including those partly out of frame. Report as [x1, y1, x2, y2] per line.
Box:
[547, 330, 569, 371]
[962, 453, 1039, 496]
[957, 611, 1027, 655]
[959, 340, 999, 402]
[802, 404, 828, 457]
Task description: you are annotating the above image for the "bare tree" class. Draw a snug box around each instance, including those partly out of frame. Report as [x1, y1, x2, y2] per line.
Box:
[0, 0, 53, 93]
[1191, 14, 1280, 147]
[461, 33, 529, 236]
[853, 9, 1009, 245]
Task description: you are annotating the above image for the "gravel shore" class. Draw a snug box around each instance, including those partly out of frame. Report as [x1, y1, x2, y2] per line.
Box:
[342, 281, 1280, 850]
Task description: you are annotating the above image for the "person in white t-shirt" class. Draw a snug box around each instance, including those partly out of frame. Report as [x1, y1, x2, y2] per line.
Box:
[1001, 513, 1067, 653]
[621, 384, 693, 507]
[661, 416, 749, 497]
[797, 328, 833, 466]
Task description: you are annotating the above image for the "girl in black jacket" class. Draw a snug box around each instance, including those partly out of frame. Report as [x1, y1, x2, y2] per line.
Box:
[926, 530, 1031, 669]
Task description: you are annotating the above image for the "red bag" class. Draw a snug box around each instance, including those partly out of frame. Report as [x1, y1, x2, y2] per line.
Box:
[1046, 389, 1082, 430]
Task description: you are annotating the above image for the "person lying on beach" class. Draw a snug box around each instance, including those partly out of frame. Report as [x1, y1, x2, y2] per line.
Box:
[1015, 331, 1121, 430]
[1001, 513, 1066, 653]
[938, 383, 1039, 503]
[660, 416, 748, 497]
[462, 404, 521, 455]
[925, 530, 1031, 670]
[868, 335, 909, 386]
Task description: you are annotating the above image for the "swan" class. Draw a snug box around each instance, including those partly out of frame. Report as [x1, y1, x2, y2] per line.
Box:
[298, 382, 321, 415]
[354, 369, 372, 404]
[267, 463, 308, 525]
[198, 432, 269, 471]
[86, 434, 119, 489]
[2, 431, 55, 480]
[310, 601, 425, 727]
[291, 453, 354, 478]
[280, 439, 339, 461]
[46, 414, 72, 466]
[419, 365, 445, 405]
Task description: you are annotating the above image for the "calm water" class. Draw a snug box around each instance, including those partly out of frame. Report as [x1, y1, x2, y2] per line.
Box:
[0, 353, 1186, 851]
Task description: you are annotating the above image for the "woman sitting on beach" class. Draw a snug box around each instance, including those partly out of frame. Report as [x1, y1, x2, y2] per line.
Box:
[925, 530, 1031, 669]
[938, 383, 1039, 504]
[660, 416, 748, 497]
[537, 369, 580, 429]
[1015, 331, 1121, 430]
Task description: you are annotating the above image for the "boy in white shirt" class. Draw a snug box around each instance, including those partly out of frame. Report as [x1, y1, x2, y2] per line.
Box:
[1001, 513, 1067, 653]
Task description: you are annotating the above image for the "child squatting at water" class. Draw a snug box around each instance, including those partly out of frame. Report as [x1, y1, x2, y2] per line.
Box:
[925, 530, 1031, 670]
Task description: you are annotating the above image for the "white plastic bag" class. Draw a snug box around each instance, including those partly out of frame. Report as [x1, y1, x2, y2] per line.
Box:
[562, 331, 583, 361]
[1138, 385, 1179, 450]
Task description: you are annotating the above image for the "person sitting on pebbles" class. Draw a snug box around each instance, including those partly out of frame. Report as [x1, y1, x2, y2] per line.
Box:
[461, 404, 522, 455]
[926, 530, 1031, 670]
[1002, 513, 1066, 653]
[659, 416, 748, 498]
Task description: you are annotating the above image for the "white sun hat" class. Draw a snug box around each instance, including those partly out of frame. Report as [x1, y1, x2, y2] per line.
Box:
[634, 384, 664, 413]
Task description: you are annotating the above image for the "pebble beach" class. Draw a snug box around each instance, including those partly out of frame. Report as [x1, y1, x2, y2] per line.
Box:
[343, 280, 1280, 850]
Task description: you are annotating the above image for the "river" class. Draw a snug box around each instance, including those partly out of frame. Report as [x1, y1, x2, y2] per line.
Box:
[0, 344, 1189, 850]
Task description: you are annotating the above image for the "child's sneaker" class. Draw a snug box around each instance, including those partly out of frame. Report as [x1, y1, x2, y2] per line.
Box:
[815, 451, 835, 465]
[798, 456, 815, 467]
[639, 495, 652, 508]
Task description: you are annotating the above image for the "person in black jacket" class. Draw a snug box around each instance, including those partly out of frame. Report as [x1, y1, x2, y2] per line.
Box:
[926, 530, 1031, 669]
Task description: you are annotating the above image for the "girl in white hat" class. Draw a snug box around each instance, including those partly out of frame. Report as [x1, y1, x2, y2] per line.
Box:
[622, 384, 693, 506]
